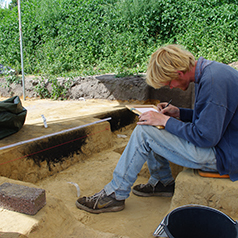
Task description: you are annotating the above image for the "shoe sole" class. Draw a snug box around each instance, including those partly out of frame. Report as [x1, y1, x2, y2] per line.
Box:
[75, 201, 125, 214]
[132, 189, 173, 197]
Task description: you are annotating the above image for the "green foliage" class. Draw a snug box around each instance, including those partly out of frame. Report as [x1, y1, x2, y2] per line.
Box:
[174, 0, 238, 63]
[9, 0, 17, 10]
[1, 0, 238, 86]
[0, 74, 21, 89]
[33, 77, 51, 99]
[50, 77, 72, 100]
[0, 7, 21, 71]
[33, 75, 73, 99]
[5, 74, 21, 86]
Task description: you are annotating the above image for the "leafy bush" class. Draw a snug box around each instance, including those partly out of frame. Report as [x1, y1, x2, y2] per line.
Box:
[0, 0, 238, 78]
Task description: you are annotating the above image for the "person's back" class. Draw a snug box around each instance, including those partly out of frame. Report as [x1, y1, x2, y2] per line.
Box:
[202, 61, 238, 180]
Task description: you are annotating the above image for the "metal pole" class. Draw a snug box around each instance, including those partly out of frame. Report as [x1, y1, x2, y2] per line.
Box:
[17, 0, 25, 100]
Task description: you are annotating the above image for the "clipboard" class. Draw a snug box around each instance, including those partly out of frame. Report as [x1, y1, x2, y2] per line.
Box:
[126, 105, 165, 129]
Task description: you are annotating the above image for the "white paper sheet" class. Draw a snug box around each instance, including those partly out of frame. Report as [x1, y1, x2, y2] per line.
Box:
[135, 107, 158, 114]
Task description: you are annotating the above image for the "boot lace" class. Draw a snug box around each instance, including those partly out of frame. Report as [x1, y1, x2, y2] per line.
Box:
[85, 189, 106, 209]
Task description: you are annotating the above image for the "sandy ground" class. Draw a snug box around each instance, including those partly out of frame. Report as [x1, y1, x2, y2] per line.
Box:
[34, 130, 172, 238]
[0, 97, 172, 238]
[2, 97, 237, 238]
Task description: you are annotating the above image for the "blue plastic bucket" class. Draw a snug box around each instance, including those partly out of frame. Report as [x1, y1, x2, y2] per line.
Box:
[154, 205, 238, 238]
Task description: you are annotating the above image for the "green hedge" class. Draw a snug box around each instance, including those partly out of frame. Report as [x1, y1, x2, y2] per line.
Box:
[0, 0, 238, 75]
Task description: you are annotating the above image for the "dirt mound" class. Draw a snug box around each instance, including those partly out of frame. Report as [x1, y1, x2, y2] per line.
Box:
[0, 74, 148, 101]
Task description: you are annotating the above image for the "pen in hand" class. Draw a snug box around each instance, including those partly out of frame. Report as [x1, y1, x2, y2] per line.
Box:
[164, 99, 172, 108]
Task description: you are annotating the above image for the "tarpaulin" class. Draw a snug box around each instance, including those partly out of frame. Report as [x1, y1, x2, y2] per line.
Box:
[0, 96, 27, 139]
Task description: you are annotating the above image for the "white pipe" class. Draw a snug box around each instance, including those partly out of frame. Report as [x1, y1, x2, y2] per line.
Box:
[0, 117, 112, 151]
[17, 0, 25, 100]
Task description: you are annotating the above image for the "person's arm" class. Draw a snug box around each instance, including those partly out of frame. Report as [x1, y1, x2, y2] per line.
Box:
[165, 101, 226, 147]
[179, 108, 193, 122]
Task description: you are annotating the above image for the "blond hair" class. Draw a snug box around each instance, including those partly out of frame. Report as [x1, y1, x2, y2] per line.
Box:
[146, 44, 195, 89]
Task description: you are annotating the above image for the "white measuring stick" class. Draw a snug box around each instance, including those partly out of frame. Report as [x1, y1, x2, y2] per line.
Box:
[0, 117, 112, 151]
[41, 114, 48, 128]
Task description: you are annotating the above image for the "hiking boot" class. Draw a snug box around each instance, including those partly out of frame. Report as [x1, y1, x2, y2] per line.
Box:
[76, 189, 125, 214]
[132, 181, 175, 197]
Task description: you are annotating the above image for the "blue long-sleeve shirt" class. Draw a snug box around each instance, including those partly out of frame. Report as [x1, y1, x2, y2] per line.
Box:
[165, 57, 238, 181]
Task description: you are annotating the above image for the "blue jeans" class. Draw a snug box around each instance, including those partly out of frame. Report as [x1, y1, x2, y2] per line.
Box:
[104, 125, 217, 200]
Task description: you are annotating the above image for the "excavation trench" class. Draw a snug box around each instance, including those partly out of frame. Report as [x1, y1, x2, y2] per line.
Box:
[0, 74, 236, 237]
[0, 98, 180, 238]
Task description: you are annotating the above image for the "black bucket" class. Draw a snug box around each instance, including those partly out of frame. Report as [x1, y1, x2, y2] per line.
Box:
[154, 205, 238, 238]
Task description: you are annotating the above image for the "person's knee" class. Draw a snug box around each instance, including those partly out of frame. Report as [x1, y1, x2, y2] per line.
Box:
[134, 125, 143, 132]
[134, 125, 162, 136]
[133, 125, 149, 137]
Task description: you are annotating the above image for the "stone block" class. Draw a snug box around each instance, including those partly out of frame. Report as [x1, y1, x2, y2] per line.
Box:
[171, 169, 238, 219]
[0, 183, 46, 215]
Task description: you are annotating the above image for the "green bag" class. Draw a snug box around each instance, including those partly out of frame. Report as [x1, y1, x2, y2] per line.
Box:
[0, 96, 27, 139]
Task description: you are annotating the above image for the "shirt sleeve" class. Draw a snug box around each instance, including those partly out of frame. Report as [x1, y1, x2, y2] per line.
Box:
[179, 108, 193, 122]
[165, 102, 227, 148]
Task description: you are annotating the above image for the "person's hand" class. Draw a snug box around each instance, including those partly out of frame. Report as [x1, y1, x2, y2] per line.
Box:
[157, 102, 180, 118]
[137, 111, 170, 127]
